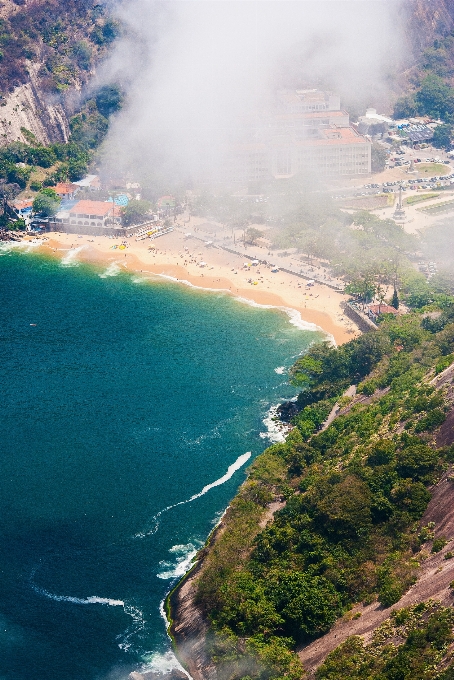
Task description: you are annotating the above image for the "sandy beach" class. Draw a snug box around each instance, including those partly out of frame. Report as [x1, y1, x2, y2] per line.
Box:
[32, 225, 359, 345]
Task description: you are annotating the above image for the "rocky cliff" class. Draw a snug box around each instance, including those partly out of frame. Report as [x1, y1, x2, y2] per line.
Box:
[0, 0, 117, 145]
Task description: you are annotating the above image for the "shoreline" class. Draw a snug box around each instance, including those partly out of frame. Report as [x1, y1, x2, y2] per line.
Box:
[24, 228, 359, 345]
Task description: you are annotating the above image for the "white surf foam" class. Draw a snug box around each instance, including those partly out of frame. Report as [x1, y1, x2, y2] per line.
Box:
[33, 584, 124, 607]
[274, 366, 286, 374]
[155, 274, 328, 336]
[32, 578, 148, 653]
[60, 245, 86, 267]
[117, 603, 146, 653]
[99, 262, 121, 278]
[141, 649, 192, 680]
[157, 542, 201, 580]
[134, 451, 251, 539]
[260, 404, 293, 443]
[0, 240, 43, 254]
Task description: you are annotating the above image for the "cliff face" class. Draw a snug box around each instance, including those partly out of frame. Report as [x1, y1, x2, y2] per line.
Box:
[0, 64, 69, 145]
[0, 0, 117, 145]
[404, 0, 454, 55]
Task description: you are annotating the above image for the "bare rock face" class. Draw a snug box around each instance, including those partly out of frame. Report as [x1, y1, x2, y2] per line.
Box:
[0, 63, 70, 146]
[129, 670, 189, 680]
[403, 0, 454, 55]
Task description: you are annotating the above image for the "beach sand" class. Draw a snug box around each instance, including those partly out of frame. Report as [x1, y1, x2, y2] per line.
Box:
[36, 226, 359, 345]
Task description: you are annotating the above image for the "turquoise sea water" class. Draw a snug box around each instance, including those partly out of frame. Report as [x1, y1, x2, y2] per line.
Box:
[0, 246, 322, 680]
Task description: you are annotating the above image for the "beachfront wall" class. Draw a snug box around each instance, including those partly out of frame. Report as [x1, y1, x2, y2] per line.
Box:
[47, 221, 137, 237]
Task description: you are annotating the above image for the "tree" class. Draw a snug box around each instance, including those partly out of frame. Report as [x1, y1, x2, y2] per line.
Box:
[415, 75, 454, 119]
[371, 143, 388, 172]
[391, 287, 399, 310]
[432, 123, 453, 150]
[28, 146, 57, 168]
[95, 85, 123, 118]
[245, 227, 264, 245]
[345, 274, 376, 305]
[32, 190, 60, 217]
[121, 199, 152, 226]
[72, 41, 92, 71]
[393, 95, 417, 119]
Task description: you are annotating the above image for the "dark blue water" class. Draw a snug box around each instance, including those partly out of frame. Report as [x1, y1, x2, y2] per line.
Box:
[0, 247, 321, 680]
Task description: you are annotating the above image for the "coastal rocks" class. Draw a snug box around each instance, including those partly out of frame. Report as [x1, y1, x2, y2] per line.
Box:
[129, 670, 188, 680]
[168, 562, 218, 680]
[277, 399, 300, 422]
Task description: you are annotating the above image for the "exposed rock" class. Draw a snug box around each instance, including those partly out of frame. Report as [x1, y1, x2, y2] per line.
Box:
[129, 670, 188, 680]
[0, 63, 69, 146]
[277, 399, 299, 422]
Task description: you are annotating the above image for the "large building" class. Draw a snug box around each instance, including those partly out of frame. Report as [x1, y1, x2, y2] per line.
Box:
[226, 89, 371, 184]
[51, 199, 129, 236]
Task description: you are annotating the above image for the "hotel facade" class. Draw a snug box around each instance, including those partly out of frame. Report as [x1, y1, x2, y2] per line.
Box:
[227, 90, 371, 184]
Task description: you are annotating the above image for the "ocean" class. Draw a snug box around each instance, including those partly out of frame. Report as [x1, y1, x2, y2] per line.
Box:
[0, 245, 322, 680]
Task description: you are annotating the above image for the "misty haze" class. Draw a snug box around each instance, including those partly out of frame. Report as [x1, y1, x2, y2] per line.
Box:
[1, 2, 454, 680]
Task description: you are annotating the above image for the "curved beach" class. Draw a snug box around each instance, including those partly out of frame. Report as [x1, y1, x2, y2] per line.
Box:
[37, 226, 359, 345]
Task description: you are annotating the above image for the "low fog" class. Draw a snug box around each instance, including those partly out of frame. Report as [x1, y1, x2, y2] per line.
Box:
[98, 0, 405, 187]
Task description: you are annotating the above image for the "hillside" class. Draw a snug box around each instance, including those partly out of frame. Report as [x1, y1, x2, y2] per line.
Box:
[169, 299, 454, 680]
[0, 0, 118, 145]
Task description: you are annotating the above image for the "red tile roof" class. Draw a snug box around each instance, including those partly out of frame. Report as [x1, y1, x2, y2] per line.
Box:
[69, 200, 122, 217]
[368, 304, 399, 315]
[55, 182, 78, 195]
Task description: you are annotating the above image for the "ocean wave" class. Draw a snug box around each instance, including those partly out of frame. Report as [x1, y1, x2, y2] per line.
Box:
[274, 366, 286, 374]
[0, 240, 43, 254]
[134, 451, 251, 539]
[155, 274, 326, 336]
[141, 649, 192, 680]
[157, 542, 201, 580]
[60, 245, 86, 267]
[260, 403, 293, 443]
[99, 262, 121, 278]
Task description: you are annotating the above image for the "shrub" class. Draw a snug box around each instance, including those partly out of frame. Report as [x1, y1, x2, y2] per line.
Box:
[432, 537, 447, 553]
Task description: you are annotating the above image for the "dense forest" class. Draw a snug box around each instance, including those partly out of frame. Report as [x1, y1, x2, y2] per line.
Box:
[181, 287, 454, 680]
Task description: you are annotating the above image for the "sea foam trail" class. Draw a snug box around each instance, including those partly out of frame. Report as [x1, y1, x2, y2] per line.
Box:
[60, 245, 86, 267]
[32, 584, 124, 607]
[134, 451, 251, 539]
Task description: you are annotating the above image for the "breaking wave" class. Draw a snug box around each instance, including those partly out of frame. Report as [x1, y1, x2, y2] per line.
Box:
[156, 542, 201, 580]
[60, 245, 86, 267]
[260, 403, 292, 443]
[99, 262, 121, 278]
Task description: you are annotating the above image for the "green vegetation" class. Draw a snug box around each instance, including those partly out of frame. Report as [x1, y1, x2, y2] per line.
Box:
[371, 143, 388, 172]
[416, 163, 449, 176]
[405, 193, 439, 205]
[393, 34, 454, 151]
[245, 227, 265, 245]
[192, 301, 454, 680]
[121, 199, 152, 226]
[32, 188, 60, 217]
[317, 602, 454, 680]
